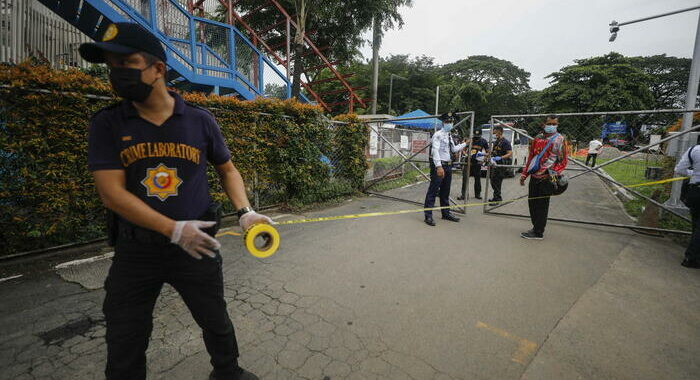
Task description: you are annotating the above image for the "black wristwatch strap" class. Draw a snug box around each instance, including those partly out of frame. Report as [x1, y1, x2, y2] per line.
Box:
[236, 207, 254, 218]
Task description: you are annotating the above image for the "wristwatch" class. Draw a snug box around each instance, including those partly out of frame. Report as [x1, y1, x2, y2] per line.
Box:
[236, 206, 254, 218]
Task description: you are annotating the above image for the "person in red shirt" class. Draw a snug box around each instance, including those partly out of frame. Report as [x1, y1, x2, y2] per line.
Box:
[519, 115, 568, 239]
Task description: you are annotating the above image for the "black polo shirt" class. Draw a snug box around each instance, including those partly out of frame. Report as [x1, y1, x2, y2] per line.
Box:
[492, 137, 512, 157]
[87, 92, 231, 220]
[470, 137, 489, 160]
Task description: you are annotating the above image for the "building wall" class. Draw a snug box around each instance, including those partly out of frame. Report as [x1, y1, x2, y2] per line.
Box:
[0, 0, 92, 68]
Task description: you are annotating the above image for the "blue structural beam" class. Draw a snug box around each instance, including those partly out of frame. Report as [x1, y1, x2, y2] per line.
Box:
[35, 0, 295, 102]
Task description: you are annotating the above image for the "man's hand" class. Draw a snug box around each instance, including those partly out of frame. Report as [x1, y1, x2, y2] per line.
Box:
[520, 176, 526, 186]
[239, 211, 274, 231]
[436, 166, 445, 178]
[170, 220, 221, 259]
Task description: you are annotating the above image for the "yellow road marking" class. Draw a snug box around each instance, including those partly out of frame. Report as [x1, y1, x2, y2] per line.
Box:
[475, 321, 538, 365]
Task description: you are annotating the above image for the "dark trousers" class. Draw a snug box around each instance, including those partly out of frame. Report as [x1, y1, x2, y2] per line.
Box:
[528, 177, 553, 234]
[490, 170, 505, 200]
[424, 162, 453, 218]
[469, 161, 482, 196]
[103, 237, 239, 380]
[585, 153, 598, 167]
[685, 186, 700, 263]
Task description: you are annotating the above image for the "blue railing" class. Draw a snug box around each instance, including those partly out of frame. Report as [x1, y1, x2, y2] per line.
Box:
[39, 0, 297, 101]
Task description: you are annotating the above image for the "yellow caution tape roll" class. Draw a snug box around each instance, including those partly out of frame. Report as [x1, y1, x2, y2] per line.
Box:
[243, 223, 280, 258]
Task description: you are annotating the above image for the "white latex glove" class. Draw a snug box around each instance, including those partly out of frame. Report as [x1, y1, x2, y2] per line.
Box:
[170, 220, 221, 259]
[489, 158, 497, 166]
[239, 211, 274, 231]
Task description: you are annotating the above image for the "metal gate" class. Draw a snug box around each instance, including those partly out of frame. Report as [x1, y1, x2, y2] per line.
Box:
[362, 111, 475, 214]
[482, 109, 700, 235]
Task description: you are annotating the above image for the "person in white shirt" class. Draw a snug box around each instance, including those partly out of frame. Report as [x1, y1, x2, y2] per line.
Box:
[423, 112, 468, 226]
[674, 143, 700, 269]
[586, 138, 603, 167]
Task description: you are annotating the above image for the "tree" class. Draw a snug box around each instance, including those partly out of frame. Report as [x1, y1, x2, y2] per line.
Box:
[440, 56, 532, 124]
[628, 54, 691, 110]
[221, 1, 412, 101]
[541, 52, 654, 113]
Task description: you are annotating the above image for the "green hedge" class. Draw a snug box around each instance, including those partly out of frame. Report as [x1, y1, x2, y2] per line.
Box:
[0, 62, 368, 256]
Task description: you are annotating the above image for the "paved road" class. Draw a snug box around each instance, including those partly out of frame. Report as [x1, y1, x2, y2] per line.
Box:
[1, 177, 698, 379]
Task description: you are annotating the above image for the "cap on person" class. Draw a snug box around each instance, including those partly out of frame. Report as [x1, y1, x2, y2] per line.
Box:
[79, 22, 167, 63]
[439, 112, 456, 123]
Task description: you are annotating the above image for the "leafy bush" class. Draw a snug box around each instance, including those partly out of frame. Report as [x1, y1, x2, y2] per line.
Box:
[0, 62, 368, 256]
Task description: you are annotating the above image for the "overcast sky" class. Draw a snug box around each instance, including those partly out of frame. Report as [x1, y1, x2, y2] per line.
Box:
[359, 0, 700, 90]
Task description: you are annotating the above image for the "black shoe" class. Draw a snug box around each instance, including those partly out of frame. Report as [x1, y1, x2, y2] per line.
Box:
[442, 214, 460, 222]
[457, 195, 465, 200]
[209, 368, 260, 380]
[424, 217, 436, 226]
[488, 198, 502, 203]
[474, 195, 482, 200]
[520, 230, 543, 240]
[681, 258, 700, 269]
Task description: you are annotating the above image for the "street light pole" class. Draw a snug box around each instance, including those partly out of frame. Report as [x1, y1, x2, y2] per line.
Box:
[388, 73, 407, 115]
[609, 6, 700, 209]
[434, 85, 440, 132]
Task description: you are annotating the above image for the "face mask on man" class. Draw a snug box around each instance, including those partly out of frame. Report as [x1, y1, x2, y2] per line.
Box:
[109, 64, 157, 102]
[443, 123, 454, 133]
[544, 125, 557, 134]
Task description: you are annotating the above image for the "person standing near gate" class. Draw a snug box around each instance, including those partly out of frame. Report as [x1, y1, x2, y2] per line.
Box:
[675, 143, 700, 269]
[80, 23, 268, 380]
[424, 112, 468, 226]
[519, 115, 568, 240]
[458, 128, 489, 200]
[586, 137, 603, 167]
[488, 125, 513, 204]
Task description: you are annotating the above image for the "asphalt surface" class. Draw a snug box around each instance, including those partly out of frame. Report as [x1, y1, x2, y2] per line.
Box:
[1, 175, 698, 379]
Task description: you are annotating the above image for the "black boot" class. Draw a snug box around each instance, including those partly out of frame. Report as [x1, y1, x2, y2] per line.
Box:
[424, 216, 436, 226]
[442, 214, 460, 222]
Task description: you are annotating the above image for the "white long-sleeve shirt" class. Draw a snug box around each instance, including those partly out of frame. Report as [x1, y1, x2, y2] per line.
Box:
[431, 129, 467, 167]
[674, 145, 700, 184]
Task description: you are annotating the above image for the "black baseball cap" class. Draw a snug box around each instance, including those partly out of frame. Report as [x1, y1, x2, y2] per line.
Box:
[439, 112, 456, 122]
[79, 22, 167, 63]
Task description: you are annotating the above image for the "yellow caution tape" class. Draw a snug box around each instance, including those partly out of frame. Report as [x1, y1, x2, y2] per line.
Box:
[232, 176, 689, 258]
[243, 223, 280, 258]
[625, 176, 688, 188]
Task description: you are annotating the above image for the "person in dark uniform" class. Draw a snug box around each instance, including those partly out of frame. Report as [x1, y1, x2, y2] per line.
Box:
[423, 112, 468, 226]
[458, 128, 489, 200]
[675, 143, 700, 269]
[488, 125, 513, 204]
[80, 23, 268, 380]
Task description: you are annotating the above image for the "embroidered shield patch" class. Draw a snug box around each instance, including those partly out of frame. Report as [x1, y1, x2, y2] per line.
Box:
[141, 163, 182, 201]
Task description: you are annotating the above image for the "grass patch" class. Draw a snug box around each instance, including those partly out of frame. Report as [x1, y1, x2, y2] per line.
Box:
[595, 157, 691, 235]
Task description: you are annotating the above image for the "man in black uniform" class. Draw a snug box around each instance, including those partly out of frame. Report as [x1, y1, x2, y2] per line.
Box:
[80, 22, 268, 380]
[458, 128, 489, 200]
[488, 125, 513, 204]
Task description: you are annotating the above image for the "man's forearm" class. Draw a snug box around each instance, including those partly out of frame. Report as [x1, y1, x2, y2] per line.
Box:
[220, 166, 251, 210]
[100, 188, 175, 237]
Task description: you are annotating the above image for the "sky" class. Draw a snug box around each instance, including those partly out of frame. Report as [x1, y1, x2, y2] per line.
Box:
[359, 0, 700, 90]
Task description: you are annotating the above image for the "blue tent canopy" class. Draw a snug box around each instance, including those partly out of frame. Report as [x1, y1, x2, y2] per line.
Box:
[388, 109, 441, 130]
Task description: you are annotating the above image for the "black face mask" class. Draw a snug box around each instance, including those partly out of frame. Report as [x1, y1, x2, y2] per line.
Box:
[109, 65, 157, 102]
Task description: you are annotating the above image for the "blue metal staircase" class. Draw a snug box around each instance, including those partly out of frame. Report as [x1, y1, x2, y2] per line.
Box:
[37, 0, 298, 100]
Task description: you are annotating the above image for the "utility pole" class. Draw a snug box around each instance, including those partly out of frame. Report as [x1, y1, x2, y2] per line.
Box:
[388, 73, 407, 115]
[371, 16, 381, 114]
[434, 85, 440, 131]
[609, 5, 700, 209]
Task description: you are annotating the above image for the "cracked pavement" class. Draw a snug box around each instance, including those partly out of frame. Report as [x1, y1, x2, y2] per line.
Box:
[1, 177, 699, 379]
